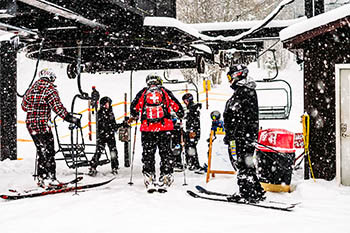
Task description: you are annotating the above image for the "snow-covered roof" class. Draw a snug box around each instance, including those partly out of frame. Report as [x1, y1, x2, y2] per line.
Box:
[144, 16, 307, 43]
[143, 17, 211, 41]
[144, 0, 304, 43]
[190, 17, 306, 32]
[280, 4, 350, 42]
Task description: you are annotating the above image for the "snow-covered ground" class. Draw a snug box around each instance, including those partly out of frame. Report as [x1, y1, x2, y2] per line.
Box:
[1, 53, 350, 233]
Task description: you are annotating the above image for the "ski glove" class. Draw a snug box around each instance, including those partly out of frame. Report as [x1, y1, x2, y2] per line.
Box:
[189, 131, 196, 139]
[64, 113, 81, 128]
[127, 116, 138, 124]
[176, 109, 184, 119]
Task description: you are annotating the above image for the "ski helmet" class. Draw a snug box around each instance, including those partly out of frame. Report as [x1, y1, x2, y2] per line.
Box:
[182, 93, 194, 104]
[146, 73, 162, 86]
[227, 64, 248, 82]
[39, 68, 57, 82]
[210, 110, 221, 121]
[100, 96, 112, 107]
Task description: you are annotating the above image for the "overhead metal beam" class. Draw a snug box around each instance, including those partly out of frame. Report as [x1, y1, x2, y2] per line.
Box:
[0, 21, 38, 35]
[17, 0, 107, 29]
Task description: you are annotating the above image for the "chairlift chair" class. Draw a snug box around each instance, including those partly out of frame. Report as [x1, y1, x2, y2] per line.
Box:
[256, 80, 292, 120]
[54, 113, 110, 169]
[255, 49, 293, 120]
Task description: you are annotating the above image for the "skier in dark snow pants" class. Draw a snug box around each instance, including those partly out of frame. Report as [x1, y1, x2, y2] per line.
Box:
[223, 64, 265, 203]
[129, 73, 184, 190]
[89, 96, 124, 176]
[21, 68, 80, 188]
[182, 93, 203, 171]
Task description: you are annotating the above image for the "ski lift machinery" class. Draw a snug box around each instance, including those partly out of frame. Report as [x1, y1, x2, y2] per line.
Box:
[162, 70, 200, 103]
[56, 42, 110, 173]
[255, 49, 292, 120]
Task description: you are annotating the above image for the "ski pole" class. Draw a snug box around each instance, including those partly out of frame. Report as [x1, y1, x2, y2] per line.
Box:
[128, 120, 138, 185]
[180, 120, 187, 186]
[33, 152, 38, 181]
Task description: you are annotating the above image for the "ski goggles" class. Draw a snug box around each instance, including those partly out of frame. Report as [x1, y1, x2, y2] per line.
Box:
[147, 76, 163, 85]
[227, 71, 243, 82]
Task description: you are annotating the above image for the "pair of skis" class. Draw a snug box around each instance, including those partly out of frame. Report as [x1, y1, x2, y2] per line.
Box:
[187, 185, 300, 211]
[1, 177, 115, 200]
[8, 176, 84, 194]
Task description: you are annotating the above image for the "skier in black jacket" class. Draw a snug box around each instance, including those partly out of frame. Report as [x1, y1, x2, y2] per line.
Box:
[89, 96, 124, 176]
[182, 93, 203, 172]
[223, 64, 265, 203]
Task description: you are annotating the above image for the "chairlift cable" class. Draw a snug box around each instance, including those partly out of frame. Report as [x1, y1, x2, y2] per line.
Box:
[256, 39, 280, 59]
[17, 38, 45, 98]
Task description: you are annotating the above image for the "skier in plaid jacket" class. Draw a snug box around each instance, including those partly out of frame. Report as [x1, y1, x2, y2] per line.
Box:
[21, 68, 80, 188]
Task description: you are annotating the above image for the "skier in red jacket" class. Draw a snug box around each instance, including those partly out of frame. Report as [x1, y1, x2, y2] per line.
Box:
[21, 68, 80, 188]
[129, 73, 184, 192]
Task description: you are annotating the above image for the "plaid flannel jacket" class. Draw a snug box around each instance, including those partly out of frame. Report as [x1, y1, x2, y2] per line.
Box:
[21, 78, 69, 135]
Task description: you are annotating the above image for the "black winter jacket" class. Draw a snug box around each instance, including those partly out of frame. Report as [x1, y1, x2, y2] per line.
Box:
[223, 81, 259, 143]
[185, 102, 201, 140]
[97, 107, 121, 138]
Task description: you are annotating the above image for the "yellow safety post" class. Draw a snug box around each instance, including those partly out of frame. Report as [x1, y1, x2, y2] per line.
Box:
[203, 79, 211, 110]
[302, 113, 316, 182]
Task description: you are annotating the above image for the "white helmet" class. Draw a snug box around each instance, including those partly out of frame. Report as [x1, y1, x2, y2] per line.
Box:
[39, 68, 57, 82]
[146, 73, 162, 86]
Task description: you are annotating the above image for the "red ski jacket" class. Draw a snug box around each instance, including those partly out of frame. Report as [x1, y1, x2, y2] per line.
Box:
[130, 86, 184, 132]
[21, 78, 69, 135]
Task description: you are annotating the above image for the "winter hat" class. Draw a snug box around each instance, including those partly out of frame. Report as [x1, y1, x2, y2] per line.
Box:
[100, 96, 112, 107]
[39, 68, 57, 82]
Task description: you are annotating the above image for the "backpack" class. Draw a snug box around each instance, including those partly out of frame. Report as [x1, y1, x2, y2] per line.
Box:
[142, 86, 168, 124]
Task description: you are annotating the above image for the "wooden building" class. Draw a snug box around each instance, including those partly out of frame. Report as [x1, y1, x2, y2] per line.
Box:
[280, 4, 350, 182]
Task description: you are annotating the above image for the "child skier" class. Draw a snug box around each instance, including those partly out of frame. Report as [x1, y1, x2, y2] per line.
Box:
[89, 96, 124, 176]
[182, 93, 203, 172]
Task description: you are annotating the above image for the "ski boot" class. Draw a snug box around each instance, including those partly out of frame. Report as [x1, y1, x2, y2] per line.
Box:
[228, 192, 266, 204]
[111, 168, 118, 175]
[173, 162, 184, 172]
[192, 166, 206, 175]
[88, 167, 97, 177]
[37, 177, 65, 190]
[158, 174, 174, 193]
[143, 172, 157, 193]
[227, 193, 245, 203]
[188, 161, 205, 174]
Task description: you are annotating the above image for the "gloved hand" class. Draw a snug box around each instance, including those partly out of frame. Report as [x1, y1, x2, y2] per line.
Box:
[189, 131, 196, 139]
[122, 120, 130, 127]
[176, 110, 184, 119]
[64, 113, 81, 128]
[68, 123, 77, 130]
[127, 116, 138, 124]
